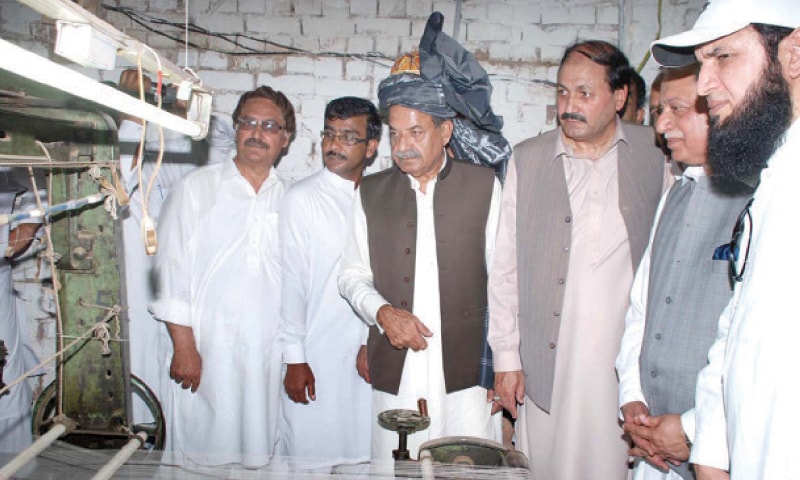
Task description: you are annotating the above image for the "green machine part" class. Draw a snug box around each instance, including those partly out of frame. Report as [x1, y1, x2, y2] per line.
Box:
[0, 104, 130, 445]
[0, 96, 138, 448]
[48, 114, 131, 444]
[1, 78, 164, 449]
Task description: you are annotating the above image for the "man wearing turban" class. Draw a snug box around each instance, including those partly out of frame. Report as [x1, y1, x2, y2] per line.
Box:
[338, 12, 507, 460]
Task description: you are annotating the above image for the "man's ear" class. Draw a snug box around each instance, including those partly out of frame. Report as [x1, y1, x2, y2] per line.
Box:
[365, 138, 379, 160]
[439, 119, 454, 146]
[784, 27, 800, 80]
[614, 84, 629, 113]
[636, 108, 646, 125]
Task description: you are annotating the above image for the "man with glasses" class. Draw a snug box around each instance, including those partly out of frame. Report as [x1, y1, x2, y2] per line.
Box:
[649, 1, 800, 478]
[150, 86, 295, 467]
[277, 97, 379, 468]
[615, 64, 752, 480]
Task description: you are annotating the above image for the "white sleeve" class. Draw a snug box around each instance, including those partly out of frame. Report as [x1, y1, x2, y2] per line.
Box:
[484, 177, 502, 271]
[487, 156, 522, 372]
[690, 297, 733, 470]
[681, 408, 696, 444]
[148, 180, 195, 327]
[616, 244, 651, 416]
[616, 183, 672, 416]
[337, 191, 389, 329]
[278, 191, 310, 364]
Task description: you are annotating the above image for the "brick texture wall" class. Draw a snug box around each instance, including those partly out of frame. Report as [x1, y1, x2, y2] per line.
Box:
[1, 0, 706, 179]
[0, 0, 705, 391]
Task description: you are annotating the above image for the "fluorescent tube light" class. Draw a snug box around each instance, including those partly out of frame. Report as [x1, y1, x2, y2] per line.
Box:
[0, 38, 208, 139]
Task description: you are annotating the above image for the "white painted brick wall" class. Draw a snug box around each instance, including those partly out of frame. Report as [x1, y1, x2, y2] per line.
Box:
[0, 0, 708, 180]
[0, 0, 710, 384]
[351, 0, 378, 16]
[347, 35, 375, 54]
[0, 0, 709, 262]
[246, 16, 302, 35]
[237, 0, 266, 14]
[196, 70, 255, 91]
[378, 0, 406, 17]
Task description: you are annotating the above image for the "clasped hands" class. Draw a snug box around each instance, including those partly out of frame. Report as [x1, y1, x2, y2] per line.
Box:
[621, 401, 691, 471]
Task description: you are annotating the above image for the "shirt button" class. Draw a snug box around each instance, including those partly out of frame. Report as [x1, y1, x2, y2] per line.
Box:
[558, 278, 565, 285]
[549, 342, 556, 349]
[554, 311, 560, 317]
[400, 301, 408, 307]
[404, 248, 411, 254]
[563, 246, 570, 252]
[565, 216, 571, 223]
[666, 296, 672, 304]
[651, 370, 658, 378]
[406, 221, 414, 228]
[655, 333, 662, 340]
[403, 277, 410, 283]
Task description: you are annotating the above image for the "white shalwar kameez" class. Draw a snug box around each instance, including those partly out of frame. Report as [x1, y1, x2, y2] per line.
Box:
[277, 168, 371, 469]
[150, 159, 288, 467]
[691, 121, 800, 479]
[118, 119, 233, 424]
[339, 161, 502, 462]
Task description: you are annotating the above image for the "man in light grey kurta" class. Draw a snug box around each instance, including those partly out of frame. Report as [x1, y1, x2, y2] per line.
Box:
[616, 66, 752, 480]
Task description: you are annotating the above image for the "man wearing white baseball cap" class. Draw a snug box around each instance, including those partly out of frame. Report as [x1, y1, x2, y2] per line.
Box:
[649, 1, 800, 479]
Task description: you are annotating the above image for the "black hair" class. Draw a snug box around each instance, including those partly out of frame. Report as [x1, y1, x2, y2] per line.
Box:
[560, 40, 633, 92]
[325, 97, 382, 141]
[232, 85, 296, 143]
[629, 70, 647, 110]
[752, 23, 794, 65]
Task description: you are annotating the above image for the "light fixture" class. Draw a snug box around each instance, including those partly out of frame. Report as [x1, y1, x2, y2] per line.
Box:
[17, 0, 192, 83]
[7, 0, 213, 139]
[55, 21, 117, 71]
[0, 38, 210, 139]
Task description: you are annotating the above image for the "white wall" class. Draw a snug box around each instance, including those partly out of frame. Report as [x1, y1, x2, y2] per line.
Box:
[0, 0, 705, 393]
[1, 0, 706, 178]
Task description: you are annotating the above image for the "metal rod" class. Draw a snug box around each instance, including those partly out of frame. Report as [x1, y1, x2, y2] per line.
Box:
[90, 431, 147, 480]
[0, 423, 67, 480]
[0, 192, 107, 226]
[419, 449, 435, 480]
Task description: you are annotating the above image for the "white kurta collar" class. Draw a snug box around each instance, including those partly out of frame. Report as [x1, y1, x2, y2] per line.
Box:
[681, 165, 706, 185]
[222, 158, 281, 192]
[406, 150, 448, 192]
[321, 166, 357, 193]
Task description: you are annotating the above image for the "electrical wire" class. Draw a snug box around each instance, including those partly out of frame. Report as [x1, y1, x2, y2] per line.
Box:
[26, 146, 66, 416]
[101, 4, 394, 67]
[134, 45, 165, 256]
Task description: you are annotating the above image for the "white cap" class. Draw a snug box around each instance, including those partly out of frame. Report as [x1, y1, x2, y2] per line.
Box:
[651, 0, 800, 67]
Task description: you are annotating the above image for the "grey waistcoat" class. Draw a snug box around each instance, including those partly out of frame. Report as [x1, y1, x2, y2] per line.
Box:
[640, 175, 752, 480]
[515, 124, 665, 412]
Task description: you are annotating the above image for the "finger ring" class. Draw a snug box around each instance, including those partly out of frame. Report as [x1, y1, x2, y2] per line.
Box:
[493, 396, 501, 401]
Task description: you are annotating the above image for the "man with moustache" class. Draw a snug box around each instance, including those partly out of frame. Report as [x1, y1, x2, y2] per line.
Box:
[338, 54, 505, 460]
[615, 64, 753, 480]
[278, 97, 379, 468]
[650, 0, 800, 478]
[488, 40, 671, 480]
[649, 71, 672, 157]
[150, 86, 294, 467]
